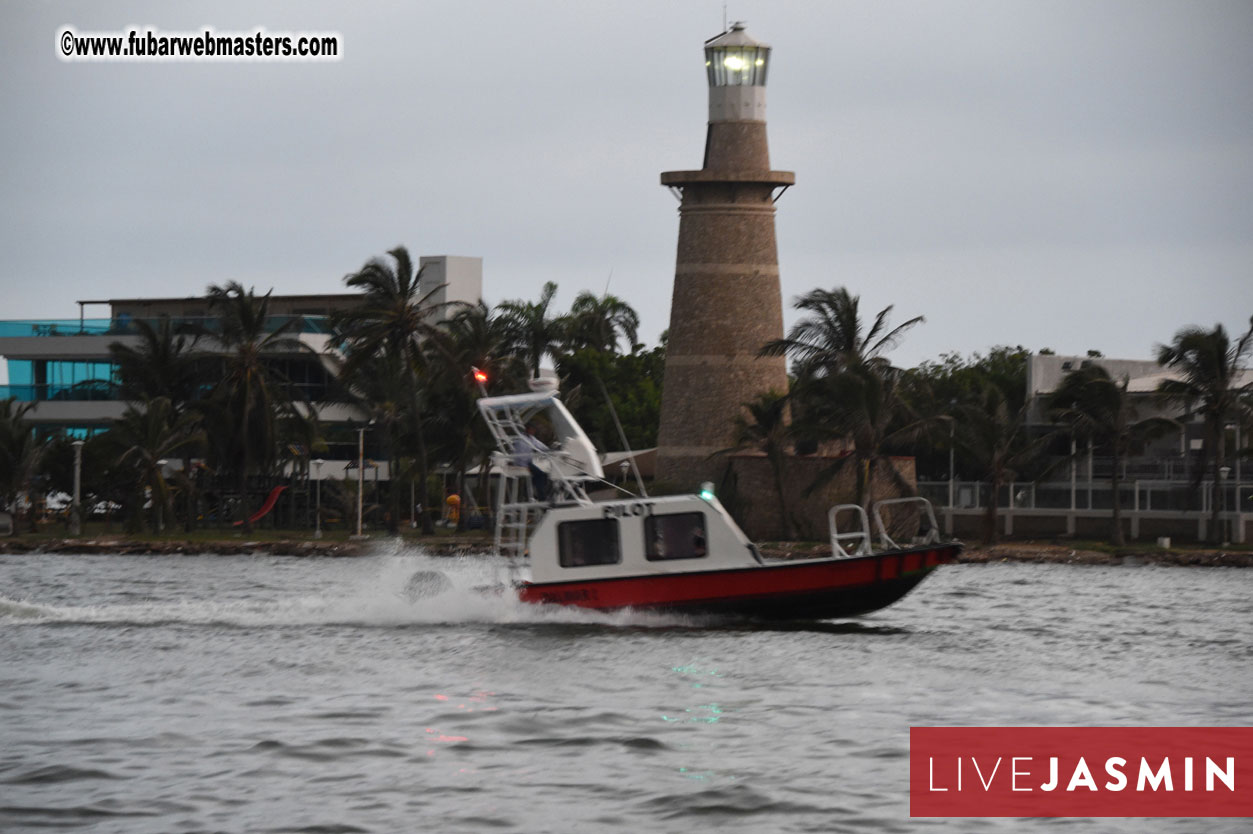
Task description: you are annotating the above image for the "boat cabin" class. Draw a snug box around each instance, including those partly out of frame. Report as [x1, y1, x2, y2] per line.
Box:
[525, 494, 761, 584]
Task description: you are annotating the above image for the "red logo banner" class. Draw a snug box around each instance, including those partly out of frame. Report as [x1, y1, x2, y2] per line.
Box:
[910, 727, 1253, 817]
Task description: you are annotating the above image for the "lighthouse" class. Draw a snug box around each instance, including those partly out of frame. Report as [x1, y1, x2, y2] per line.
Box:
[655, 23, 794, 487]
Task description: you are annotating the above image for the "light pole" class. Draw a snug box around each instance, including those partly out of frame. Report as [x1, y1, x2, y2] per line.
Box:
[1236, 424, 1245, 545]
[155, 459, 169, 532]
[313, 458, 324, 539]
[1219, 465, 1231, 545]
[352, 421, 374, 539]
[70, 439, 84, 537]
[947, 417, 956, 510]
[943, 403, 956, 536]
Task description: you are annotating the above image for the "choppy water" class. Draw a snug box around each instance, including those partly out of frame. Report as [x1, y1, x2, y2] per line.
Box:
[1, 547, 1249, 833]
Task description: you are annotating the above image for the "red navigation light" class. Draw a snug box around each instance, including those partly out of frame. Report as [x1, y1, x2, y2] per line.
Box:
[472, 368, 488, 384]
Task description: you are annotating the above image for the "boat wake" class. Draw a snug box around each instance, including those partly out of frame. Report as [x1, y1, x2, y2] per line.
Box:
[0, 550, 709, 631]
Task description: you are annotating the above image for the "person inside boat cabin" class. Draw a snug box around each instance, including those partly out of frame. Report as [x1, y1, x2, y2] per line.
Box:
[513, 422, 551, 501]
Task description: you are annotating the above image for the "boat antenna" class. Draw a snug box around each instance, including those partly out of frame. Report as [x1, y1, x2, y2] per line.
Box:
[593, 372, 648, 498]
[603, 268, 613, 298]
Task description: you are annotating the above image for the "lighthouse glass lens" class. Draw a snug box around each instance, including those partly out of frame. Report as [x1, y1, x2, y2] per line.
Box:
[705, 46, 769, 87]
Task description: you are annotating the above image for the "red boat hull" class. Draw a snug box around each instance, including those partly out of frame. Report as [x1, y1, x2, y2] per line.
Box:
[517, 543, 961, 620]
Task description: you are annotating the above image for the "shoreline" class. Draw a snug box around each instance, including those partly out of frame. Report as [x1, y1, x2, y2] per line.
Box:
[0, 536, 484, 558]
[953, 543, 1252, 568]
[0, 537, 1249, 566]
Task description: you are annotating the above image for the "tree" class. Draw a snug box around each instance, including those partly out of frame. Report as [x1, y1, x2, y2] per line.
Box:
[1050, 364, 1174, 546]
[558, 344, 665, 452]
[108, 317, 204, 408]
[759, 286, 924, 377]
[336, 352, 410, 533]
[911, 346, 1031, 415]
[497, 281, 568, 378]
[907, 346, 1033, 480]
[424, 302, 526, 528]
[1156, 317, 1253, 543]
[40, 432, 124, 532]
[797, 363, 930, 514]
[206, 282, 309, 533]
[725, 390, 796, 540]
[564, 291, 640, 355]
[955, 382, 1049, 544]
[107, 398, 204, 534]
[333, 247, 443, 378]
[109, 316, 207, 531]
[760, 287, 928, 513]
[333, 246, 445, 534]
[0, 399, 49, 531]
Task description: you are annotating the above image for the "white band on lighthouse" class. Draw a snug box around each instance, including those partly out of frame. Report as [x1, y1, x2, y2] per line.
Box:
[708, 85, 767, 122]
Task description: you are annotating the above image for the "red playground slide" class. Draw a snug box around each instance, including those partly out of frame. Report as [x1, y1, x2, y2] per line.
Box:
[232, 485, 288, 527]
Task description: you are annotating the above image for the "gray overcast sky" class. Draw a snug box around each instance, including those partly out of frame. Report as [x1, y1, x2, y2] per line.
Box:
[2, 0, 1251, 378]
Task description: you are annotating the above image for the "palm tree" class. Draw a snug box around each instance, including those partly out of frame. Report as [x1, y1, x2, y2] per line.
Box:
[206, 282, 309, 532]
[759, 286, 929, 514]
[333, 246, 445, 534]
[108, 398, 204, 533]
[1156, 318, 1253, 542]
[424, 302, 526, 529]
[759, 287, 924, 377]
[109, 317, 206, 531]
[1050, 364, 1175, 546]
[564, 291, 640, 355]
[797, 363, 930, 514]
[497, 281, 568, 378]
[0, 398, 49, 532]
[956, 382, 1050, 544]
[725, 390, 796, 540]
[333, 247, 443, 378]
[109, 317, 204, 407]
[334, 350, 421, 534]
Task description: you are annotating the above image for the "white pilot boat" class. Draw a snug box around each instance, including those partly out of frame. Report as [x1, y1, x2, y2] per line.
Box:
[473, 384, 960, 620]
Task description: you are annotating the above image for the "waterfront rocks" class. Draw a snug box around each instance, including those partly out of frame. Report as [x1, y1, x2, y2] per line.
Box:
[0, 538, 370, 557]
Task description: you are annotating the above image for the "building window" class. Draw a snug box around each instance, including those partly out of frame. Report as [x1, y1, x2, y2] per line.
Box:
[645, 512, 708, 561]
[557, 519, 620, 568]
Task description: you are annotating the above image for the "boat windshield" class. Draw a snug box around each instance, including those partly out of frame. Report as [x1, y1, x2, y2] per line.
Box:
[478, 391, 604, 480]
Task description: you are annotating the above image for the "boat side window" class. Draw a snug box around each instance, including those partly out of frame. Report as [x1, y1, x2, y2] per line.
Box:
[558, 519, 621, 567]
[645, 512, 708, 561]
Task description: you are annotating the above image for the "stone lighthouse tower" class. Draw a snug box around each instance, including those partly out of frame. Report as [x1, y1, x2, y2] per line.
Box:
[655, 23, 794, 487]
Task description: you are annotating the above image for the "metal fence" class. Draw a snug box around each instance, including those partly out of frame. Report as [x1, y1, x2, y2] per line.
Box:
[918, 479, 1251, 543]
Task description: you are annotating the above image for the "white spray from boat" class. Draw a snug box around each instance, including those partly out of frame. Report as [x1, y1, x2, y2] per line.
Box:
[0, 542, 706, 629]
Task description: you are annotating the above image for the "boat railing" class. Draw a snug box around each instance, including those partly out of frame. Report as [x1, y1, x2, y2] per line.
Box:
[829, 497, 944, 558]
[828, 504, 873, 558]
[491, 453, 546, 559]
[489, 447, 599, 558]
[479, 392, 603, 557]
[872, 497, 942, 550]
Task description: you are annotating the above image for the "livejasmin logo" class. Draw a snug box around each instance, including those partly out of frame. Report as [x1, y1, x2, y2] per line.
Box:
[909, 727, 1253, 817]
[928, 752, 1234, 793]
